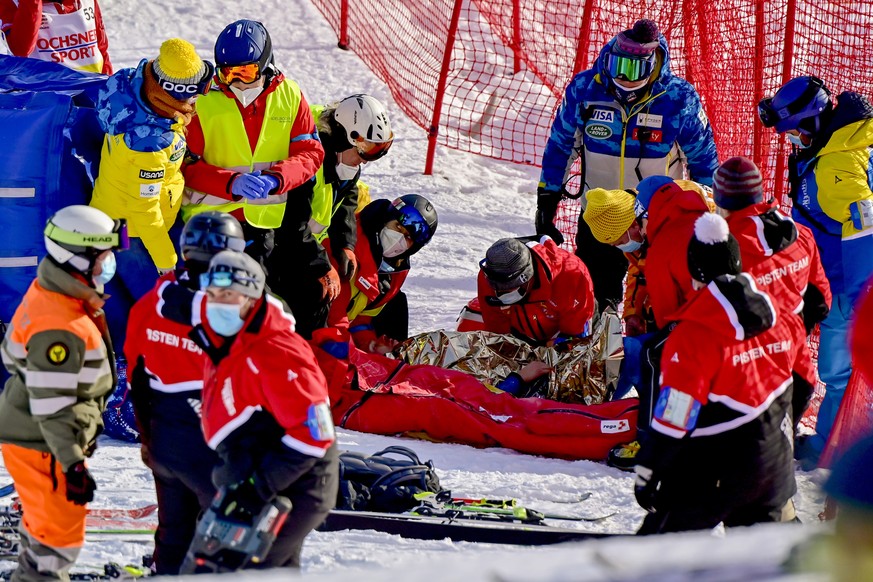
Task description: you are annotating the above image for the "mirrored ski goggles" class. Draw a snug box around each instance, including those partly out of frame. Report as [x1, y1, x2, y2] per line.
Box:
[218, 63, 261, 85]
[181, 229, 246, 254]
[44, 218, 129, 251]
[393, 201, 431, 245]
[199, 265, 260, 291]
[606, 53, 655, 82]
[356, 135, 394, 162]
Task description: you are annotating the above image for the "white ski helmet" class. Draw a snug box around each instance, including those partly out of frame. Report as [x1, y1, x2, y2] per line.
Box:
[333, 94, 393, 147]
[44, 205, 128, 274]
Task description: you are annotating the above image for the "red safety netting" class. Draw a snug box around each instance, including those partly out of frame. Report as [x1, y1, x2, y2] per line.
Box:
[312, 0, 873, 458]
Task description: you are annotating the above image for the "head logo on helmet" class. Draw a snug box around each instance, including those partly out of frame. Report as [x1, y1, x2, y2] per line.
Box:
[43, 205, 128, 282]
[758, 75, 833, 137]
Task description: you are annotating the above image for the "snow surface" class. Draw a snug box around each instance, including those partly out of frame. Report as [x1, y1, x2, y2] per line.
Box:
[0, 0, 836, 579]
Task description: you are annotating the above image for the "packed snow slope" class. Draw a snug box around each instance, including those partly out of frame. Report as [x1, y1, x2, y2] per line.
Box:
[0, 0, 836, 580]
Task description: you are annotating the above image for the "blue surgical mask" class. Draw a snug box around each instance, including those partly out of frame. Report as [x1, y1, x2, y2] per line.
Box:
[787, 133, 810, 149]
[93, 252, 116, 285]
[616, 238, 642, 253]
[206, 302, 246, 336]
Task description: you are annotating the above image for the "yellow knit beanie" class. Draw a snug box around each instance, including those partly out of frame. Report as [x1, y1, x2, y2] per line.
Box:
[153, 38, 207, 85]
[583, 188, 637, 244]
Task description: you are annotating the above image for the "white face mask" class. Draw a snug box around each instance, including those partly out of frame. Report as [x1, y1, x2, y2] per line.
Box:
[230, 85, 264, 108]
[335, 161, 359, 181]
[612, 78, 649, 91]
[787, 133, 810, 149]
[495, 287, 527, 305]
[379, 227, 410, 258]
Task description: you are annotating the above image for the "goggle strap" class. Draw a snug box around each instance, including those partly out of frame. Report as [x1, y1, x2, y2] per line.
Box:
[44, 223, 121, 248]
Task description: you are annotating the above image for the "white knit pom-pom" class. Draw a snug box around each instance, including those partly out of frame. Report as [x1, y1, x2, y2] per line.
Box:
[694, 212, 730, 245]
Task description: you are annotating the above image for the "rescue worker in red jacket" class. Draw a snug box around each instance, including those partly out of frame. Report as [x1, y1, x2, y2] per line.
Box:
[124, 211, 246, 575]
[475, 236, 595, 346]
[325, 194, 438, 354]
[634, 213, 803, 533]
[712, 156, 832, 430]
[193, 250, 338, 569]
[181, 20, 332, 339]
[851, 280, 873, 385]
[0, 0, 112, 74]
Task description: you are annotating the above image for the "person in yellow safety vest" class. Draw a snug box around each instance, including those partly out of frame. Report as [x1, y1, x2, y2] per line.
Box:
[308, 95, 395, 283]
[90, 37, 213, 352]
[181, 19, 331, 339]
[0, 205, 126, 581]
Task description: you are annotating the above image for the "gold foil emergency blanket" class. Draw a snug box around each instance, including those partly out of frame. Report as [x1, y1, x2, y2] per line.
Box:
[395, 311, 623, 405]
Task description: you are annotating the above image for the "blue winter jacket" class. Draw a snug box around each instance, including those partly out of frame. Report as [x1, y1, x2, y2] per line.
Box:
[788, 92, 873, 304]
[539, 35, 718, 194]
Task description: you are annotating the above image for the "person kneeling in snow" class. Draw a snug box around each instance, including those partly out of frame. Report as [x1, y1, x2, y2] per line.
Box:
[634, 213, 805, 534]
[324, 194, 438, 354]
[193, 251, 338, 568]
[461, 236, 595, 346]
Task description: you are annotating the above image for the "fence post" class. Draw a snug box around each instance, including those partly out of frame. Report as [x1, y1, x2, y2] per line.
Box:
[752, 0, 766, 168]
[773, 0, 797, 199]
[338, 0, 350, 50]
[572, 0, 596, 75]
[424, 0, 464, 175]
[512, 0, 521, 74]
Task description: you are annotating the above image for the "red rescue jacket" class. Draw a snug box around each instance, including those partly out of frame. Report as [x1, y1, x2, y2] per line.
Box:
[195, 294, 334, 458]
[644, 182, 711, 328]
[477, 236, 595, 343]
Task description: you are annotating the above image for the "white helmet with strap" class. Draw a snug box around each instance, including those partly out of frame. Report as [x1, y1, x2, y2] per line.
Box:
[44, 205, 128, 274]
[333, 94, 393, 147]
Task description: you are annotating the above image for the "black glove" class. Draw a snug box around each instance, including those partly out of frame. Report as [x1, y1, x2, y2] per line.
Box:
[535, 187, 564, 246]
[336, 248, 358, 281]
[219, 477, 269, 524]
[65, 461, 97, 506]
[633, 464, 660, 513]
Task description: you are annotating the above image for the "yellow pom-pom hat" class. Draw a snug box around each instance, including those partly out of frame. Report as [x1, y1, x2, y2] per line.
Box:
[582, 188, 637, 244]
[153, 38, 208, 86]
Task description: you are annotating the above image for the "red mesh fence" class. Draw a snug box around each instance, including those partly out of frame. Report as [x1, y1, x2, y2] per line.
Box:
[311, 0, 873, 449]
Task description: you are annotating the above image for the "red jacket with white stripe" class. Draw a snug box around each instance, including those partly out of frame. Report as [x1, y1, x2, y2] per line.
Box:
[124, 271, 208, 448]
[643, 274, 801, 508]
[194, 294, 334, 460]
[477, 236, 595, 344]
[726, 201, 832, 326]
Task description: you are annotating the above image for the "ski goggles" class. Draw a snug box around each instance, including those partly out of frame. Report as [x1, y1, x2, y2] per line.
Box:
[356, 135, 394, 162]
[154, 62, 215, 102]
[44, 218, 129, 251]
[181, 229, 246, 255]
[393, 200, 431, 245]
[605, 52, 655, 82]
[218, 63, 261, 85]
[199, 264, 260, 291]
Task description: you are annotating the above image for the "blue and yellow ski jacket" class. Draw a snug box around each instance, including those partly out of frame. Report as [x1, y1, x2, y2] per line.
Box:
[539, 35, 718, 194]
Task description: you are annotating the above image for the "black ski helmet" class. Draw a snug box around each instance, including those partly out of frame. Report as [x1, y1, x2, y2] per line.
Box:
[390, 194, 438, 255]
[180, 211, 246, 264]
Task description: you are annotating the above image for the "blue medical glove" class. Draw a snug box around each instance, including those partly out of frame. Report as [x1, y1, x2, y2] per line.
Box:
[232, 171, 269, 200]
[258, 173, 280, 194]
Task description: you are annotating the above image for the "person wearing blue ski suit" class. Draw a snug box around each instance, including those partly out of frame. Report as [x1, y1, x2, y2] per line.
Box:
[759, 76, 873, 466]
[536, 19, 718, 311]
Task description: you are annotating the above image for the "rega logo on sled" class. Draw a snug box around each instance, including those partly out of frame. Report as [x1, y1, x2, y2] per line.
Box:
[585, 124, 612, 139]
[139, 169, 165, 180]
[600, 419, 630, 433]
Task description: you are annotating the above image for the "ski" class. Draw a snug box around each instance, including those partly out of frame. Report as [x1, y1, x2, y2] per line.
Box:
[0, 486, 14, 500]
[0, 562, 148, 580]
[413, 492, 614, 522]
[88, 504, 158, 520]
[415, 491, 592, 509]
[318, 509, 625, 545]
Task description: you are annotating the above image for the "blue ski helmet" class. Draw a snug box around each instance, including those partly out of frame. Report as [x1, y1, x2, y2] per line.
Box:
[758, 75, 832, 137]
[214, 20, 273, 71]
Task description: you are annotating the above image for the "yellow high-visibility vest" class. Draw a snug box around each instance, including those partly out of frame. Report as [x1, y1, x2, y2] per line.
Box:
[182, 80, 301, 228]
